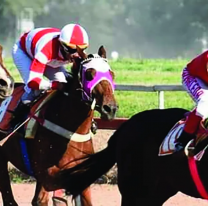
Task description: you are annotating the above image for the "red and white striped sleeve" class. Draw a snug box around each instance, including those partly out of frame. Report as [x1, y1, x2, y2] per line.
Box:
[27, 50, 58, 90]
[27, 57, 50, 90]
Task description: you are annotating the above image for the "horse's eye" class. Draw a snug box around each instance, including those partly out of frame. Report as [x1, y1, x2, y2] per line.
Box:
[85, 68, 96, 81]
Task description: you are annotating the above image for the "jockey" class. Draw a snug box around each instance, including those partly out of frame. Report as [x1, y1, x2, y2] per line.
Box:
[11, 23, 89, 129]
[175, 50, 208, 152]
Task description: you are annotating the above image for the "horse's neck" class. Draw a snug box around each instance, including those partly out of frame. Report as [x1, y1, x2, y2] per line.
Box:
[44, 91, 93, 134]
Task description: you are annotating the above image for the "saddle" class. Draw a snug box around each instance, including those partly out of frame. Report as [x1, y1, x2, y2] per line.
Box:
[0, 85, 56, 139]
[158, 116, 208, 156]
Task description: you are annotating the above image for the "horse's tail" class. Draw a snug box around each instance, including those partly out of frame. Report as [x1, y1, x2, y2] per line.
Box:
[56, 129, 118, 197]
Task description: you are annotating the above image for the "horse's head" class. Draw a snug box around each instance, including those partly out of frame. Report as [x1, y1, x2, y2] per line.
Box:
[71, 45, 118, 120]
[0, 45, 14, 101]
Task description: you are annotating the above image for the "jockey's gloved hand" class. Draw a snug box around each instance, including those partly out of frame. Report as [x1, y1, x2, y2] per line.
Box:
[51, 81, 67, 91]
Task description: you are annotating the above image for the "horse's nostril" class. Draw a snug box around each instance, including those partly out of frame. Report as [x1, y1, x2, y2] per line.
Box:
[103, 105, 111, 113]
[0, 79, 7, 87]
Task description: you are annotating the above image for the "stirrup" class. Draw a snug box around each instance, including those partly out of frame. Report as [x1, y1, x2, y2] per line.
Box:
[184, 139, 195, 157]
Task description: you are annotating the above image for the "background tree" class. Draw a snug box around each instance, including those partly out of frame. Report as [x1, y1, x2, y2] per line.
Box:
[2, 0, 208, 58]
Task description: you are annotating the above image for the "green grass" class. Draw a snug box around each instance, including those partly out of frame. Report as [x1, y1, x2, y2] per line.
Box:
[4, 58, 194, 118]
[110, 58, 188, 71]
[111, 58, 194, 117]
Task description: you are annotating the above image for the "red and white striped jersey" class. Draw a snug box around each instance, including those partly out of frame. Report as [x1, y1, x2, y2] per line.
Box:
[19, 27, 71, 90]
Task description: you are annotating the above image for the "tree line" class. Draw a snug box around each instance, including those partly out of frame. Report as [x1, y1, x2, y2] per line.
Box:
[1, 0, 208, 58]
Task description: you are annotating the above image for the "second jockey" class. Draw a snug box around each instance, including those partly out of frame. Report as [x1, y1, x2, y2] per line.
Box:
[11, 23, 89, 129]
[175, 50, 208, 152]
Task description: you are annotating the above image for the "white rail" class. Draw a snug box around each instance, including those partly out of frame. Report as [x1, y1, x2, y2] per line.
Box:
[115, 84, 185, 109]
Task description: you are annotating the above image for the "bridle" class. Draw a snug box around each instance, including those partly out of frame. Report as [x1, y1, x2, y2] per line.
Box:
[76, 55, 115, 109]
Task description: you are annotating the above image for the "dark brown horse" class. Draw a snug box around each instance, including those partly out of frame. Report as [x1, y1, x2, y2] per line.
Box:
[0, 46, 118, 206]
[0, 44, 14, 101]
[53, 108, 208, 206]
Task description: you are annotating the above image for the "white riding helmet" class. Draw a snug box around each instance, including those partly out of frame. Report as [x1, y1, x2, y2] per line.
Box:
[59, 23, 89, 49]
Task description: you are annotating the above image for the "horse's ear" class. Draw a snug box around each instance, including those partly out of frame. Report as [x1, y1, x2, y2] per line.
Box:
[0, 44, 3, 65]
[98, 45, 107, 58]
[76, 45, 87, 59]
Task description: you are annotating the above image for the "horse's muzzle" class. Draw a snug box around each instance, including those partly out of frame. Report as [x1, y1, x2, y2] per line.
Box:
[101, 104, 119, 120]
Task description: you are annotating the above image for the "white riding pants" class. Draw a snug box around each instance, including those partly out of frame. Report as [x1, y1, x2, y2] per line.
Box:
[12, 41, 68, 102]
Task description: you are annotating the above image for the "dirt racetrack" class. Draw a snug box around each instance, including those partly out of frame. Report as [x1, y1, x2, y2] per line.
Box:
[0, 130, 208, 205]
[0, 183, 208, 205]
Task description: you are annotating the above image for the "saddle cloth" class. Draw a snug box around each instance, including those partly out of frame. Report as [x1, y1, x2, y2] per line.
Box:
[158, 119, 185, 156]
[0, 85, 56, 138]
[158, 117, 208, 156]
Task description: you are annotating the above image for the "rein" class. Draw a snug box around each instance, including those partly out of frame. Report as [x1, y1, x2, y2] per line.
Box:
[186, 139, 208, 199]
[0, 93, 52, 146]
[184, 118, 208, 199]
[188, 156, 208, 199]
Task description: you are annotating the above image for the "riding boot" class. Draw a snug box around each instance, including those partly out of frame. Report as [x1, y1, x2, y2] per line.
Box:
[10, 101, 31, 130]
[175, 130, 196, 152]
[175, 108, 202, 153]
[91, 119, 98, 135]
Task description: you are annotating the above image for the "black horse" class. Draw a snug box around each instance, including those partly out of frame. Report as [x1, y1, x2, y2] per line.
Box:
[53, 107, 208, 206]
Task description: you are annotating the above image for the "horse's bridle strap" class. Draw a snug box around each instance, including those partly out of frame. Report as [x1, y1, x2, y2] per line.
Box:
[42, 119, 91, 142]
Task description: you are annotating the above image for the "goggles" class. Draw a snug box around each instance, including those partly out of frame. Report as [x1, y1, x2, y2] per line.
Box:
[61, 42, 77, 54]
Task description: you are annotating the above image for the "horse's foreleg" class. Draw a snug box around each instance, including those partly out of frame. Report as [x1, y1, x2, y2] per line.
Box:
[74, 187, 92, 206]
[32, 181, 49, 206]
[0, 153, 17, 206]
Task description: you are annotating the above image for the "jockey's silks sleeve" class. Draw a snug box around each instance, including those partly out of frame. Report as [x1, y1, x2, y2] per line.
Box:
[20, 28, 70, 91]
[27, 57, 52, 90]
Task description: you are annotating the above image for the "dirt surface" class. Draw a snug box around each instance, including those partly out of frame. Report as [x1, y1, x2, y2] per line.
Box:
[0, 130, 208, 205]
[0, 183, 207, 206]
